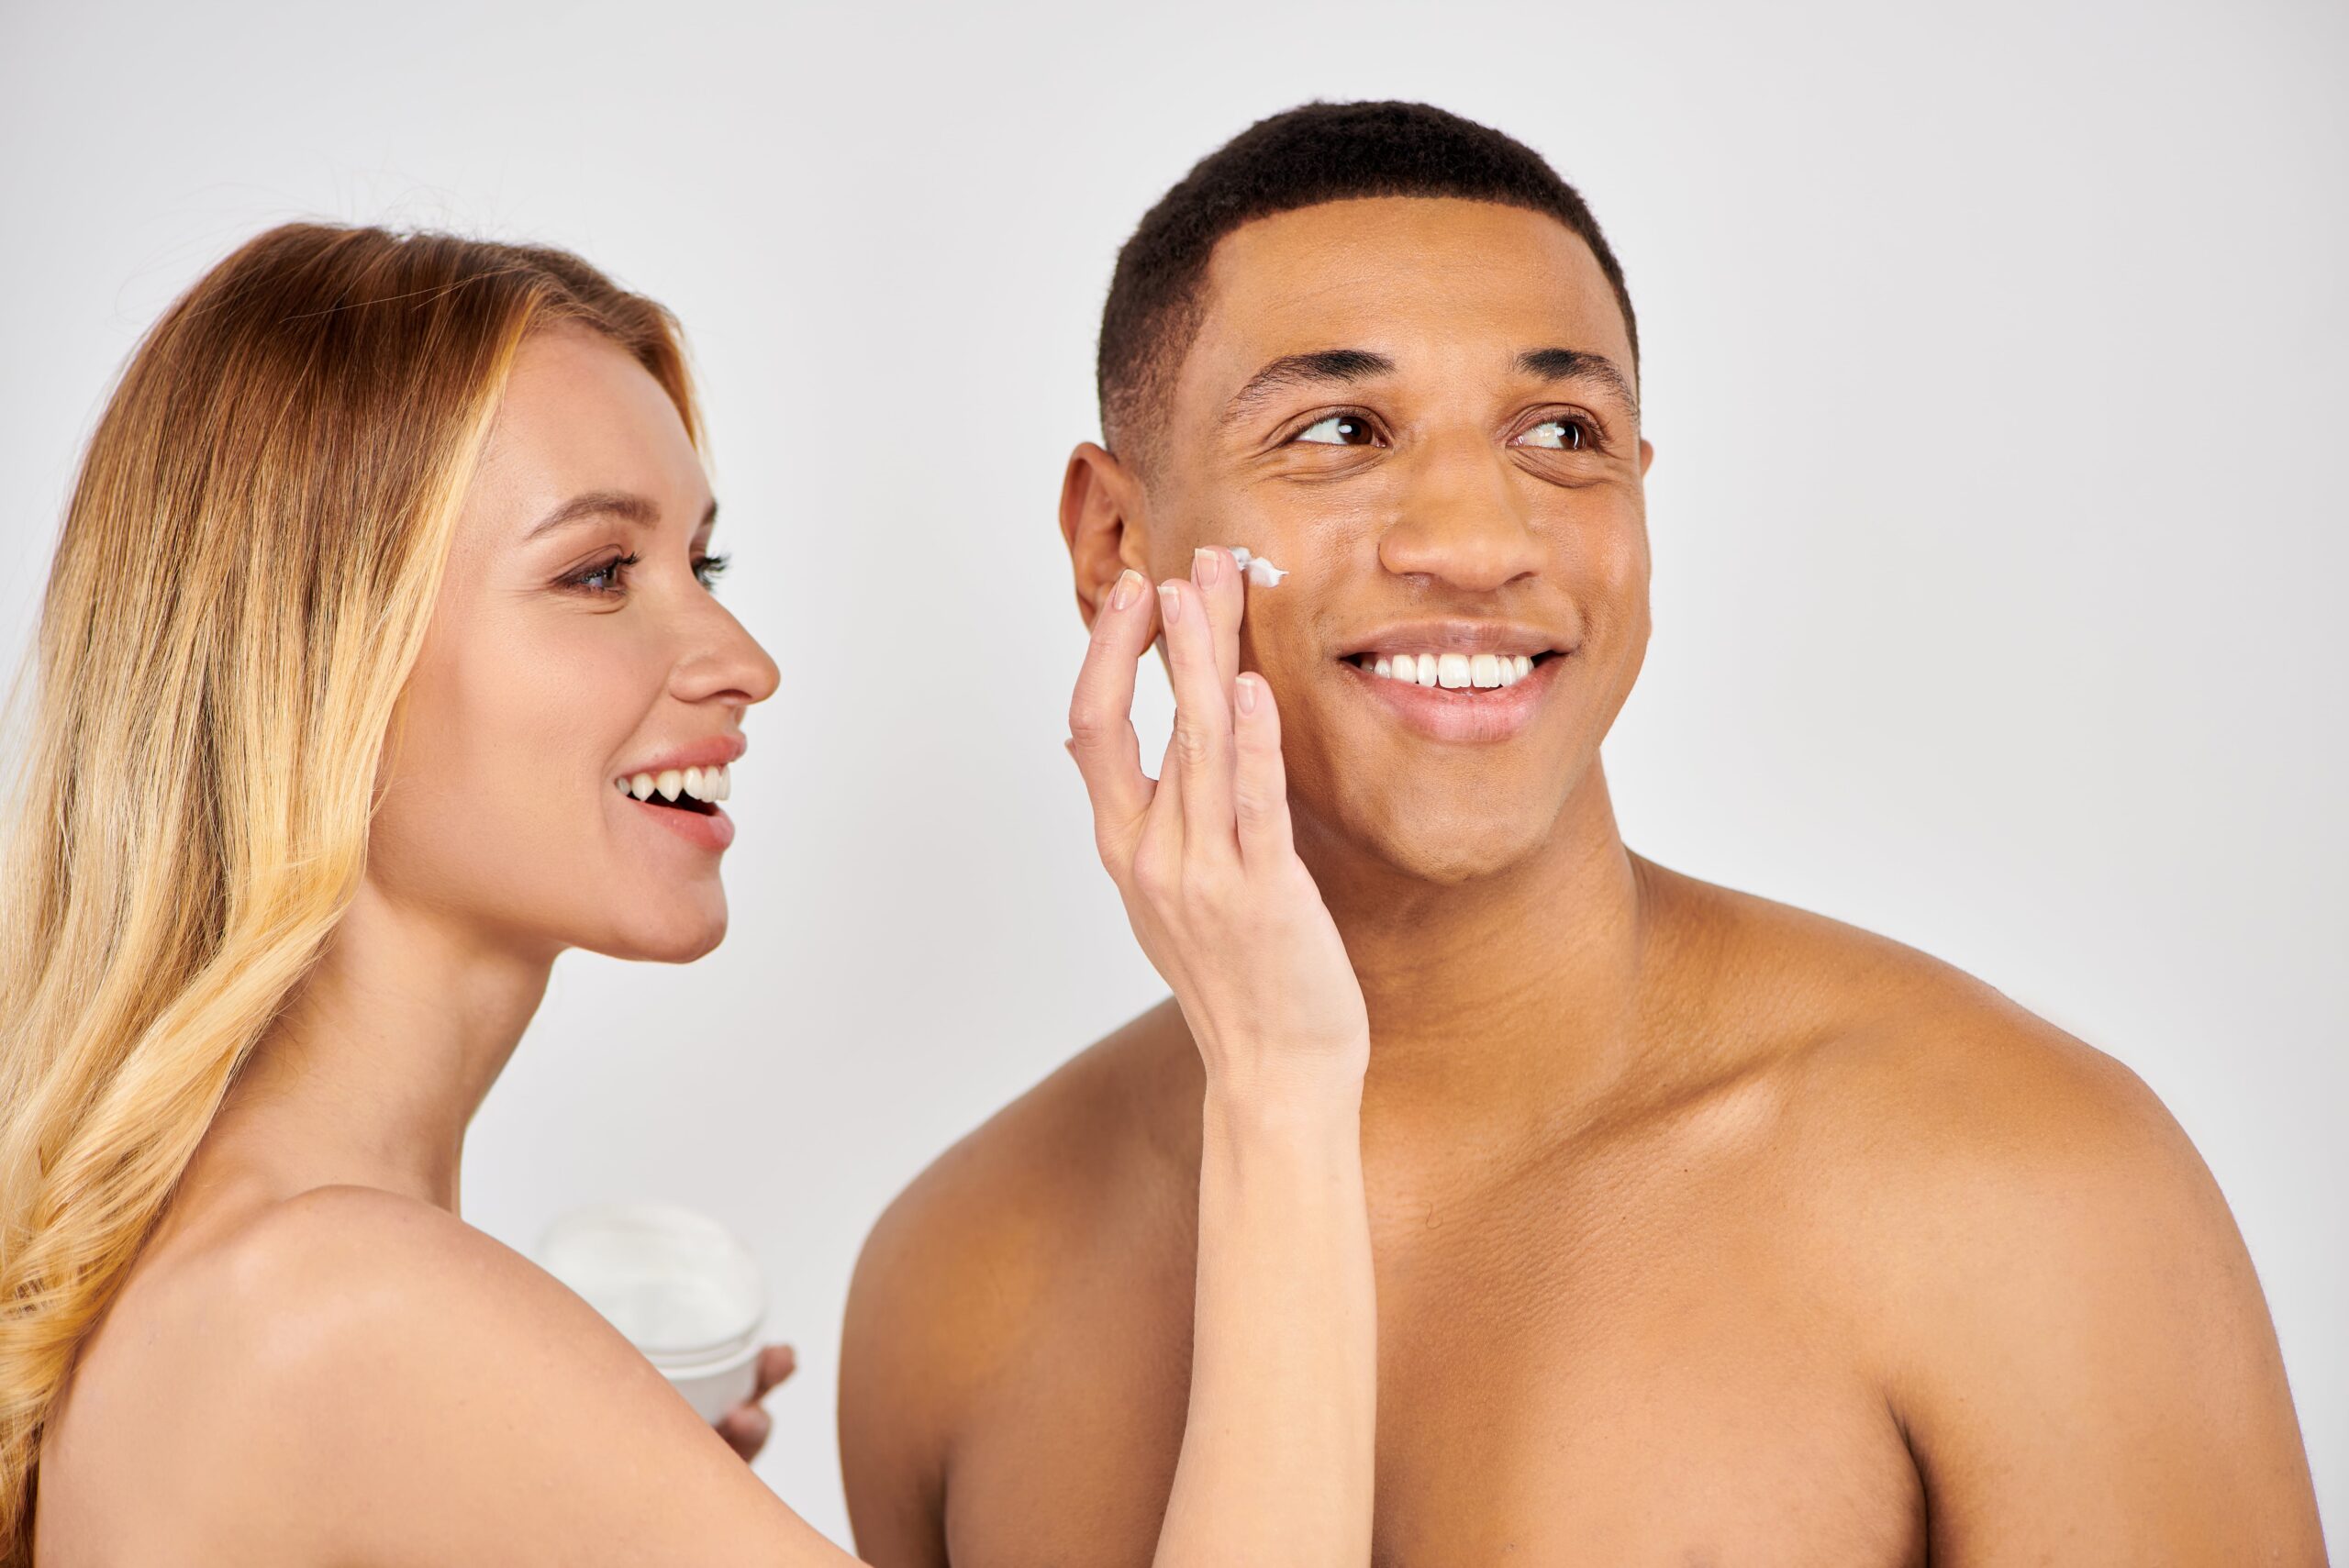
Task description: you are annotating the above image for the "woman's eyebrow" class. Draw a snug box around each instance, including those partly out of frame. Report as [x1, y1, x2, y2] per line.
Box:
[523, 489, 662, 541]
[1512, 347, 1640, 420]
[1219, 348, 1397, 428]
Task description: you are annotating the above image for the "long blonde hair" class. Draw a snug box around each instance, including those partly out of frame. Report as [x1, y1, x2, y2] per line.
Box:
[0, 223, 698, 1559]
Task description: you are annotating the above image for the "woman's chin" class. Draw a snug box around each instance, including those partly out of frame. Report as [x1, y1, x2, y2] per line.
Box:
[591, 904, 729, 965]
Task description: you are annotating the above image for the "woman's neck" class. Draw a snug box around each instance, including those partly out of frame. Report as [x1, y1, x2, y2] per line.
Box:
[178, 881, 555, 1218]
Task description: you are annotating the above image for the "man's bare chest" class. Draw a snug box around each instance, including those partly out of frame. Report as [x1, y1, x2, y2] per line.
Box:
[939, 1176, 1924, 1567]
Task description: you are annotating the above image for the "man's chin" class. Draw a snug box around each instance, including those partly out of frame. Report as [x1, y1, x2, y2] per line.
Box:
[1304, 799, 1567, 890]
[1375, 829, 1556, 887]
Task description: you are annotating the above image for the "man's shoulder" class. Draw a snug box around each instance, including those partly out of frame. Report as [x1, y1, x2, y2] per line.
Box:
[1694, 877, 2190, 1184]
[1683, 875, 2239, 1333]
[1685, 884, 2320, 1542]
[837, 999, 1197, 1519]
[845, 996, 1196, 1325]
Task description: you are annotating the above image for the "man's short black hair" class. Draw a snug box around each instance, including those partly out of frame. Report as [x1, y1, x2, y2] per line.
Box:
[1097, 100, 1638, 469]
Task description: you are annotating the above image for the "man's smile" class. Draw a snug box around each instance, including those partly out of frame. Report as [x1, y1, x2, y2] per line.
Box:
[1329, 618, 1571, 744]
[1348, 651, 1540, 687]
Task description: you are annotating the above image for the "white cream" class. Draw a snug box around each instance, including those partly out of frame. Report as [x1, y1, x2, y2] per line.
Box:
[1223, 546, 1287, 587]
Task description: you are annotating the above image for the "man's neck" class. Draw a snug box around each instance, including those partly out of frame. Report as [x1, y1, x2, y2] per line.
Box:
[183, 884, 554, 1218]
[1302, 762, 1658, 1144]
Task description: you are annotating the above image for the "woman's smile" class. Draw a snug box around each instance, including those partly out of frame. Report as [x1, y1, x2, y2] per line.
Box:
[611, 736, 748, 852]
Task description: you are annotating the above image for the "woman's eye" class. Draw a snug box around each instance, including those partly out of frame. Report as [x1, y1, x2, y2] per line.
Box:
[1296, 413, 1378, 447]
[1520, 418, 1591, 451]
[569, 553, 639, 594]
[694, 553, 730, 589]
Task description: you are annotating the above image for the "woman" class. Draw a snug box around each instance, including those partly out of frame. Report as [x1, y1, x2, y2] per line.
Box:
[0, 225, 1375, 1564]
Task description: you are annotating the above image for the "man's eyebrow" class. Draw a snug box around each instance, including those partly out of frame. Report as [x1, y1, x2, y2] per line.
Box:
[1219, 348, 1397, 428]
[1512, 348, 1640, 419]
[523, 490, 718, 540]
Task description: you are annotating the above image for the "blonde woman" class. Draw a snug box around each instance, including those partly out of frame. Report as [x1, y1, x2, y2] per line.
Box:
[0, 226, 1375, 1565]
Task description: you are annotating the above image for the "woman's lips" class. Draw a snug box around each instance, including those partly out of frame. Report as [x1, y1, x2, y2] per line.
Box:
[1341, 652, 1562, 743]
[627, 795, 736, 851]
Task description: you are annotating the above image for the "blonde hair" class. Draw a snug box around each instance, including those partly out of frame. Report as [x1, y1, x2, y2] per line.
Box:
[0, 223, 698, 1560]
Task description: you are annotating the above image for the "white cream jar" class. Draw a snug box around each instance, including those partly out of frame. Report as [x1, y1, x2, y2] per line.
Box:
[535, 1202, 767, 1424]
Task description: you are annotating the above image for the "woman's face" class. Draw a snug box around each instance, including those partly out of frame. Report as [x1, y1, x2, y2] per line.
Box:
[368, 328, 779, 964]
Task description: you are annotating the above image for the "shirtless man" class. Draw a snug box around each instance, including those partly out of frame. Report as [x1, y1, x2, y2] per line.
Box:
[837, 101, 2326, 1564]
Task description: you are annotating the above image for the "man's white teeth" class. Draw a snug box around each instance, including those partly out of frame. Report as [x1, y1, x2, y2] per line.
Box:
[1357, 652, 1536, 688]
[620, 763, 732, 802]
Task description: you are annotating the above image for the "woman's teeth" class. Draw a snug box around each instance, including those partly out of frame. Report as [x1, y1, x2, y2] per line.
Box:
[1355, 652, 1536, 689]
[616, 763, 732, 805]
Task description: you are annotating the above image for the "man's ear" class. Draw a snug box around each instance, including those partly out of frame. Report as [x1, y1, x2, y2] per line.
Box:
[1060, 441, 1149, 631]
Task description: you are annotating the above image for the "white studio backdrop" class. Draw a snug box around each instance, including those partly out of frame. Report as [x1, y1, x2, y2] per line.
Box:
[3, 0, 2341, 1541]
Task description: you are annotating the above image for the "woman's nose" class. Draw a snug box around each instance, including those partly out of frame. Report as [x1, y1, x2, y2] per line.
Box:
[673, 598, 781, 708]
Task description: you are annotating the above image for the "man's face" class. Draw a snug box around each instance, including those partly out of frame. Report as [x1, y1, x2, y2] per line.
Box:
[1082, 196, 1653, 885]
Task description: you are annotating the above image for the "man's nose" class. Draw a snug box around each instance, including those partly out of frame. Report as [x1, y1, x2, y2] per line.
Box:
[1375, 429, 1543, 592]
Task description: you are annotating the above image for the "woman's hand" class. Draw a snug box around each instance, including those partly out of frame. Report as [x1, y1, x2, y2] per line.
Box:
[1066, 547, 1370, 1101]
[714, 1344, 797, 1462]
[1068, 546, 1379, 1568]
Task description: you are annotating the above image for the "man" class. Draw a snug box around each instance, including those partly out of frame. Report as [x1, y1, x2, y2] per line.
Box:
[837, 101, 2325, 1562]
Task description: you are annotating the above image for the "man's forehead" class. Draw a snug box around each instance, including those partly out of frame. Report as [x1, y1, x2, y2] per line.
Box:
[1183, 196, 1632, 388]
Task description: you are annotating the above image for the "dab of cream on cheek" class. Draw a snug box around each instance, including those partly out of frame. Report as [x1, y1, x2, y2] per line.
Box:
[1223, 546, 1286, 586]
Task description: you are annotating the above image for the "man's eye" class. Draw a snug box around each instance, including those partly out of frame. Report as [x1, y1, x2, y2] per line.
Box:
[1296, 414, 1378, 447]
[1520, 418, 1590, 451]
[695, 552, 730, 589]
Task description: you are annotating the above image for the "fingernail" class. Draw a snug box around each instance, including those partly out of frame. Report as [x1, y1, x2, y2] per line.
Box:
[1110, 570, 1141, 612]
[1159, 581, 1182, 619]
[1192, 547, 1221, 585]
[1236, 674, 1259, 715]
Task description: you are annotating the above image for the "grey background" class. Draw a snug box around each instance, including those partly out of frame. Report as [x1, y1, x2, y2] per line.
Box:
[3, 0, 2340, 1543]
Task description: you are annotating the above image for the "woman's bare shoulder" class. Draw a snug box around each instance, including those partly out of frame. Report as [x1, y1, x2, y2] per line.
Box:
[41, 1185, 842, 1568]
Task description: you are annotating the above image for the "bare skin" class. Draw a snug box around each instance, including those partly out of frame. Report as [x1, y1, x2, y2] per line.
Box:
[33, 328, 832, 1566]
[839, 197, 2327, 1565]
[35, 326, 1385, 1565]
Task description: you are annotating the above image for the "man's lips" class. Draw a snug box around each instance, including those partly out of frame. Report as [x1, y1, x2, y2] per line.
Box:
[1336, 646, 1567, 744]
[1336, 619, 1566, 661]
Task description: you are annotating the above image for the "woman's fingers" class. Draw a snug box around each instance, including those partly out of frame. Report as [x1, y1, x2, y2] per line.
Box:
[1134, 736, 1186, 904]
[1230, 673, 1296, 869]
[713, 1344, 795, 1462]
[715, 1402, 773, 1462]
[1193, 546, 1244, 696]
[1157, 576, 1237, 862]
[751, 1343, 797, 1398]
[1067, 569, 1159, 867]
